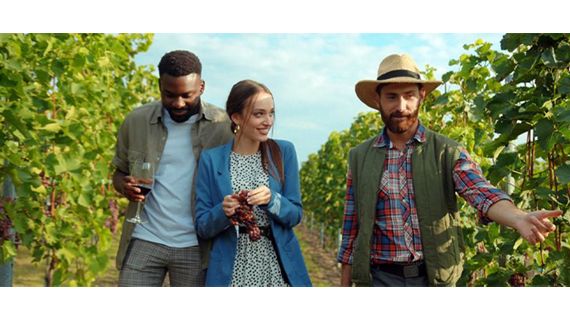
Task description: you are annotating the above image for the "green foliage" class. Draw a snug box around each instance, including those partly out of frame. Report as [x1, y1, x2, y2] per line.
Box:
[300, 112, 383, 242]
[301, 33, 570, 286]
[0, 34, 158, 286]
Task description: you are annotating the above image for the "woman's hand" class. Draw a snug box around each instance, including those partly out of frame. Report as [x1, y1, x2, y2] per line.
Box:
[222, 194, 240, 217]
[247, 186, 271, 206]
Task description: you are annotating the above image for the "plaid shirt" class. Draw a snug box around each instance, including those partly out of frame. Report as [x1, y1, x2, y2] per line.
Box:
[337, 124, 511, 265]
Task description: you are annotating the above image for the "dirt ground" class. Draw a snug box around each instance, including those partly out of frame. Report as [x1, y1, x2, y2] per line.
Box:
[295, 223, 341, 286]
[12, 223, 340, 287]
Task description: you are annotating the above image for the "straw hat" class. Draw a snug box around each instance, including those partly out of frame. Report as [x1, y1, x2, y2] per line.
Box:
[355, 53, 442, 110]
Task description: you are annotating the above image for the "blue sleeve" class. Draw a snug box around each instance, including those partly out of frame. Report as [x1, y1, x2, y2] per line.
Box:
[194, 151, 232, 239]
[263, 141, 303, 228]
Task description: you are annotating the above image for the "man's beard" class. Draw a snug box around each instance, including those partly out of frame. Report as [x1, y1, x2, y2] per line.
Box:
[380, 107, 419, 134]
[164, 98, 200, 123]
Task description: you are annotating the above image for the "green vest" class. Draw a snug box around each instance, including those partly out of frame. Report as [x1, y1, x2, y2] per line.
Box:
[349, 128, 465, 286]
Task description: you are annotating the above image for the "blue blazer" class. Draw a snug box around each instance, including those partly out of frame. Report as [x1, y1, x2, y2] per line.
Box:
[195, 139, 312, 287]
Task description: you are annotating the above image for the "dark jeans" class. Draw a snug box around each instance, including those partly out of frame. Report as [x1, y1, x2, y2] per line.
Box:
[371, 265, 429, 287]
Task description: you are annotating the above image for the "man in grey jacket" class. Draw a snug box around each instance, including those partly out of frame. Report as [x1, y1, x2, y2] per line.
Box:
[112, 50, 233, 286]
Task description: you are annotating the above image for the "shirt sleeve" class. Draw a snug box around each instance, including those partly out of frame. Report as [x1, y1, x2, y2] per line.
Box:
[337, 168, 359, 264]
[453, 147, 512, 224]
[112, 119, 130, 174]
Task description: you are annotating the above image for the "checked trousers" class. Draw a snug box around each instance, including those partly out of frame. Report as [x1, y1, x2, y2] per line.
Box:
[118, 238, 204, 287]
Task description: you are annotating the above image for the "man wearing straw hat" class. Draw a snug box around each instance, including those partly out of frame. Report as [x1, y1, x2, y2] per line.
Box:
[337, 53, 562, 287]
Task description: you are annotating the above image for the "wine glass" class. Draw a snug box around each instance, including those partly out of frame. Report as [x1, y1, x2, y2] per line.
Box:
[127, 160, 154, 224]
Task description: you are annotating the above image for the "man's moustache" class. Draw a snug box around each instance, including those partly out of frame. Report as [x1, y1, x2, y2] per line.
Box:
[391, 113, 412, 118]
[168, 105, 191, 112]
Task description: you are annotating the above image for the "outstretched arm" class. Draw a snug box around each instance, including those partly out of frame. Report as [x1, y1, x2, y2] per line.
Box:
[453, 148, 562, 244]
[486, 200, 561, 244]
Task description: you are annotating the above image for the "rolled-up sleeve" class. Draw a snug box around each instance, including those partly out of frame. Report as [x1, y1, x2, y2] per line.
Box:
[453, 147, 512, 224]
[112, 120, 130, 174]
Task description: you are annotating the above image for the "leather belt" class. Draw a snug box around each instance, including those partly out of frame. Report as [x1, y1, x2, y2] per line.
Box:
[238, 226, 273, 239]
[372, 261, 427, 278]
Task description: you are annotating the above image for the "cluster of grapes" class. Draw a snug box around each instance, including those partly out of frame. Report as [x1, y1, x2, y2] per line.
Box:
[508, 273, 526, 287]
[104, 199, 119, 234]
[0, 215, 11, 243]
[230, 190, 261, 241]
[0, 201, 19, 246]
[1, 200, 8, 241]
[39, 171, 51, 188]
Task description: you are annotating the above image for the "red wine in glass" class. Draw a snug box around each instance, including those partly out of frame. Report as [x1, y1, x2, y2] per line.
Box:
[127, 161, 154, 224]
[136, 184, 152, 196]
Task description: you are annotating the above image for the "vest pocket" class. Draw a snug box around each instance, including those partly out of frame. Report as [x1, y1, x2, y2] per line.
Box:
[431, 214, 462, 286]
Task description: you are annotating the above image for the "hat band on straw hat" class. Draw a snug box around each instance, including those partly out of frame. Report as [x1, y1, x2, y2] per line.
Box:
[377, 69, 421, 81]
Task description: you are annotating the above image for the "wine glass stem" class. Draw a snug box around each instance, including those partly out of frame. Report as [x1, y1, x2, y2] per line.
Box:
[135, 201, 143, 218]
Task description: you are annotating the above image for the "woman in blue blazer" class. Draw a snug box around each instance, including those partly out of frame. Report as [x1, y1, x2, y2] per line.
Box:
[195, 80, 311, 287]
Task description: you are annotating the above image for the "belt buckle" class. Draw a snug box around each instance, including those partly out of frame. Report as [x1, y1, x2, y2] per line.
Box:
[402, 264, 419, 278]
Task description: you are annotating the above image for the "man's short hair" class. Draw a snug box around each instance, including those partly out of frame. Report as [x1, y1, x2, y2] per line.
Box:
[158, 50, 202, 77]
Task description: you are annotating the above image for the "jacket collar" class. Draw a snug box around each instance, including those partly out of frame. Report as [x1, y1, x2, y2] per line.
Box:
[217, 140, 234, 175]
[215, 140, 281, 193]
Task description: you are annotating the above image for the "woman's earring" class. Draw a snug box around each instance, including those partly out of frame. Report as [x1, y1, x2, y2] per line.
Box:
[233, 124, 240, 134]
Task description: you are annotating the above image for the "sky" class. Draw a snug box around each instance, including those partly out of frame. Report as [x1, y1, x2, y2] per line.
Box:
[134, 33, 504, 165]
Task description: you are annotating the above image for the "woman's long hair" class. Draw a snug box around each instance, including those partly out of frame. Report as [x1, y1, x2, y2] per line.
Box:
[226, 80, 284, 185]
